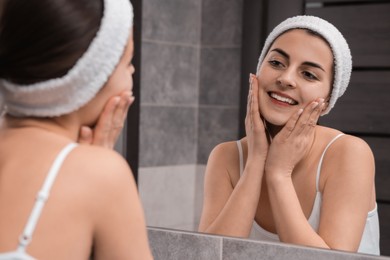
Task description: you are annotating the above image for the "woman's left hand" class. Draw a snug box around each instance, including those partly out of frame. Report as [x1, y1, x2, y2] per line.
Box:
[265, 98, 325, 176]
[78, 91, 134, 149]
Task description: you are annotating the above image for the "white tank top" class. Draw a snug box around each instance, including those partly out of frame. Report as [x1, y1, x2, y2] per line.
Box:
[0, 143, 77, 260]
[236, 134, 380, 255]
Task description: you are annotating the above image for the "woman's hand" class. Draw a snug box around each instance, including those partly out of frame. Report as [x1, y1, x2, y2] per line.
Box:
[265, 98, 325, 177]
[78, 91, 134, 149]
[245, 74, 269, 162]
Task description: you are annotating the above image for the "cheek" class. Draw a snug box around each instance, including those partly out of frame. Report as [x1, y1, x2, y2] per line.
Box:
[111, 70, 133, 92]
[300, 85, 331, 108]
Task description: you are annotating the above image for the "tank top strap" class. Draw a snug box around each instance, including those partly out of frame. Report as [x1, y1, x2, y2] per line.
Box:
[17, 143, 77, 253]
[236, 140, 244, 176]
[315, 134, 345, 192]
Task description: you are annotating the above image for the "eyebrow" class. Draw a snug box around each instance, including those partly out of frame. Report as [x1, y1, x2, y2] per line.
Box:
[270, 48, 326, 72]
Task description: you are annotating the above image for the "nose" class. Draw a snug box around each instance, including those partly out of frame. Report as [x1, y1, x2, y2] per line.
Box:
[276, 68, 296, 89]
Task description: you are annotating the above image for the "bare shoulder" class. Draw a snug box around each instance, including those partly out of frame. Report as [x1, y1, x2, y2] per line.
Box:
[209, 140, 240, 162]
[316, 126, 373, 161]
[209, 140, 241, 170]
[320, 130, 375, 187]
[326, 133, 374, 162]
[207, 139, 243, 186]
[70, 145, 131, 174]
[63, 146, 151, 259]
[61, 145, 136, 205]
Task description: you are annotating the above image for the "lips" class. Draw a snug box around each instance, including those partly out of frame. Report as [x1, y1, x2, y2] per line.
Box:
[269, 92, 298, 105]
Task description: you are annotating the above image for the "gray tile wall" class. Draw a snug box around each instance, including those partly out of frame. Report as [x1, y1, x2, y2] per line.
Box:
[147, 227, 390, 260]
[140, 0, 242, 167]
[139, 165, 205, 231]
[139, 0, 243, 230]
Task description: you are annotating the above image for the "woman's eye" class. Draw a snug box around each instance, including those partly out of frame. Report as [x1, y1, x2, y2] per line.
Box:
[302, 71, 318, 80]
[268, 60, 283, 68]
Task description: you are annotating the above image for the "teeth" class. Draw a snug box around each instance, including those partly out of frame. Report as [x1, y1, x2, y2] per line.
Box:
[270, 93, 297, 105]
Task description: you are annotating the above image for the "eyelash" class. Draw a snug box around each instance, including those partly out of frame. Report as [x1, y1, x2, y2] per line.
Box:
[268, 60, 284, 68]
[302, 71, 318, 81]
[269, 60, 319, 81]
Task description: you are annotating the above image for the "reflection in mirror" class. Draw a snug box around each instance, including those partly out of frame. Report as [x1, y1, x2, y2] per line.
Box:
[135, 0, 390, 257]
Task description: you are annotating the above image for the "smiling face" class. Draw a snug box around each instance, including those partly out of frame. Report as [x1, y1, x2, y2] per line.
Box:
[257, 29, 333, 126]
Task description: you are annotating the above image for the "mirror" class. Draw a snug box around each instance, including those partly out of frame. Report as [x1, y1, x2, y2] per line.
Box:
[133, 0, 390, 256]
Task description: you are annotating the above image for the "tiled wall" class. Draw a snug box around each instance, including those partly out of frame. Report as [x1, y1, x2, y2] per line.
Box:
[138, 0, 243, 230]
[147, 227, 390, 260]
[139, 165, 205, 231]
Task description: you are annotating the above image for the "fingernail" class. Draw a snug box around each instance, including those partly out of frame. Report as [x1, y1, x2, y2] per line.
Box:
[113, 96, 120, 104]
[312, 102, 319, 109]
[297, 108, 303, 115]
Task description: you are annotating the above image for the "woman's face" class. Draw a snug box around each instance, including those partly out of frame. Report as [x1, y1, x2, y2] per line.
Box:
[257, 29, 333, 126]
[100, 34, 135, 100]
[83, 34, 135, 126]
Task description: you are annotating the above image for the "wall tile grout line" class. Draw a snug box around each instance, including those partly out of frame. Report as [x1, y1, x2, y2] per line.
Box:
[142, 38, 241, 49]
[220, 237, 223, 260]
[195, 0, 202, 165]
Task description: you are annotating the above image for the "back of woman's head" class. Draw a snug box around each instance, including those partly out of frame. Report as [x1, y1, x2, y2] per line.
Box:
[0, 0, 103, 85]
[0, 0, 133, 118]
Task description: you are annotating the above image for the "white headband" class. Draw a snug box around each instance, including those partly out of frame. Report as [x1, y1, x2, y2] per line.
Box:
[0, 0, 133, 117]
[256, 15, 352, 115]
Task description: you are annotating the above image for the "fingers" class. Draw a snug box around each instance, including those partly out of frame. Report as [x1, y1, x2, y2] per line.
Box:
[297, 98, 325, 135]
[92, 96, 121, 147]
[245, 74, 263, 133]
[245, 74, 253, 127]
[281, 108, 304, 138]
[88, 91, 134, 148]
[280, 98, 325, 139]
[299, 98, 324, 134]
[301, 98, 325, 136]
[108, 91, 134, 142]
[113, 91, 134, 127]
[78, 126, 93, 145]
[249, 74, 263, 131]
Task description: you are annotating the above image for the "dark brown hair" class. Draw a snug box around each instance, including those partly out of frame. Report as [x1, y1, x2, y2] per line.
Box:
[0, 0, 103, 85]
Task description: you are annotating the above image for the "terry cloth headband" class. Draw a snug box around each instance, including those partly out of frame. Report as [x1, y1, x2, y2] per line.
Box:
[0, 0, 133, 117]
[256, 15, 352, 115]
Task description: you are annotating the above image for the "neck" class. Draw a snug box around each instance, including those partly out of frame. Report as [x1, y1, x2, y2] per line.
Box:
[2, 113, 82, 142]
[264, 120, 283, 139]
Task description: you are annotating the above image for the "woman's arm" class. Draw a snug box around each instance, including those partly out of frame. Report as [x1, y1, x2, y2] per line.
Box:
[265, 100, 375, 251]
[265, 99, 328, 248]
[198, 74, 269, 237]
[318, 136, 375, 251]
[198, 142, 265, 237]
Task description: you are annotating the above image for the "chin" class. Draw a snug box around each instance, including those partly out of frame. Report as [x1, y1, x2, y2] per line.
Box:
[265, 118, 287, 126]
[260, 107, 291, 127]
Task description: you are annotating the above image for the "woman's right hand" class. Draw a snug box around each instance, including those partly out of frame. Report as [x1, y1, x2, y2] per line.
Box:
[245, 74, 269, 162]
[78, 91, 134, 149]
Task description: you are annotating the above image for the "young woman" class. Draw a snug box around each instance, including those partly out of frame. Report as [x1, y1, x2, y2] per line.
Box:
[0, 0, 153, 259]
[199, 16, 380, 255]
